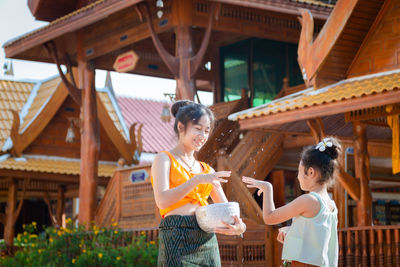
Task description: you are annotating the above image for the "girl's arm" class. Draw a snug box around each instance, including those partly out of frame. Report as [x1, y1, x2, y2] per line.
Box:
[242, 176, 320, 225]
[152, 153, 230, 210]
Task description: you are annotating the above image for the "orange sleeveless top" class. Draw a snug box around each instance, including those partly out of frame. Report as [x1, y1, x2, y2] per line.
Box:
[151, 151, 213, 218]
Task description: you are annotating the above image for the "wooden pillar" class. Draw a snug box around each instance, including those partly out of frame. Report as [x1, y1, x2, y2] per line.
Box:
[56, 185, 65, 226]
[333, 181, 346, 228]
[334, 153, 347, 228]
[77, 32, 100, 225]
[353, 121, 372, 226]
[174, 0, 195, 100]
[270, 170, 285, 208]
[4, 179, 17, 247]
[212, 46, 221, 104]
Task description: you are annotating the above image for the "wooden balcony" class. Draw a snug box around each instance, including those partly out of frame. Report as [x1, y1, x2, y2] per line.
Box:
[338, 225, 400, 267]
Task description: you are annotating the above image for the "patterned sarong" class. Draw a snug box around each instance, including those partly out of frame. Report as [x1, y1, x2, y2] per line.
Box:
[157, 215, 221, 267]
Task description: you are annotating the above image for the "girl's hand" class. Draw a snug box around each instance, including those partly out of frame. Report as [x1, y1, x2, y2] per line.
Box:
[195, 171, 231, 188]
[277, 226, 290, 244]
[242, 176, 272, 196]
[214, 216, 246, 236]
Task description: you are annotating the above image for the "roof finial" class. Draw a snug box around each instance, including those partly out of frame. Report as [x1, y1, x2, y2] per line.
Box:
[105, 71, 113, 90]
[3, 60, 14, 76]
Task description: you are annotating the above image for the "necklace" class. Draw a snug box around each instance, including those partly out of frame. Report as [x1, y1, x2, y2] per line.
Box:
[177, 154, 196, 172]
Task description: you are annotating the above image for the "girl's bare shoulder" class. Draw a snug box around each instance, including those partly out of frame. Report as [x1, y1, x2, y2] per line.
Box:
[295, 193, 320, 206]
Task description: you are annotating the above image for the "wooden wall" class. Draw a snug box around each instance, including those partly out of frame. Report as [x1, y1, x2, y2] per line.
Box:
[348, 0, 400, 77]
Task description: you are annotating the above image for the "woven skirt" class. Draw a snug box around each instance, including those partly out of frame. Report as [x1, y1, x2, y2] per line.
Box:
[157, 215, 221, 267]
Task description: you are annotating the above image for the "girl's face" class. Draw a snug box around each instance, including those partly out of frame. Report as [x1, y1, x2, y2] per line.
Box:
[297, 161, 316, 191]
[178, 115, 211, 151]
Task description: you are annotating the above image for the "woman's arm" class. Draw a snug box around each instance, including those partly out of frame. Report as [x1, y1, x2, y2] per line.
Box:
[152, 153, 230, 210]
[209, 167, 228, 203]
[242, 176, 319, 225]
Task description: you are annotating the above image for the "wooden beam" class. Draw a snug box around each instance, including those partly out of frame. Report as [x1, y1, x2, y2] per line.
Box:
[238, 89, 400, 129]
[221, 157, 264, 224]
[44, 42, 82, 105]
[270, 170, 285, 208]
[78, 31, 100, 225]
[306, 118, 325, 142]
[0, 170, 108, 185]
[84, 16, 174, 61]
[353, 121, 372, 226]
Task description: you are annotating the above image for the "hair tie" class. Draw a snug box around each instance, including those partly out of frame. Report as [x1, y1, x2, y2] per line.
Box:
[315, 138, 333, 152]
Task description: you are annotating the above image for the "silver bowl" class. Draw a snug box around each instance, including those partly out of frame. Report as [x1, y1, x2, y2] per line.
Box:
[195, 202, 240, 233]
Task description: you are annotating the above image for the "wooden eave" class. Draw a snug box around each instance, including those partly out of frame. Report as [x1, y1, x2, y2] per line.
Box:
[229, 70, 400, 129]
[237, 89, 400, 130]
[28, 0, 80, 22]
[210, 0, 332, 20]
[298, 0, 385, 87]
[3, 0, 145, 62]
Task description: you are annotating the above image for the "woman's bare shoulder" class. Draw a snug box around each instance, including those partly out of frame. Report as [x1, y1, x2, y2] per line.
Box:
[153, 151, 171, 165]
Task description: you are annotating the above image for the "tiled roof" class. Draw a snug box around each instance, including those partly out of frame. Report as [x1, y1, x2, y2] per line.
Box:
[0, 77, 37, 148]
[291, 0, 336, 8]
[229, 69, 400, 121]
[20, 76, 61, 132]
[117, 97, 176, 154]
[0, 155, 116, 177]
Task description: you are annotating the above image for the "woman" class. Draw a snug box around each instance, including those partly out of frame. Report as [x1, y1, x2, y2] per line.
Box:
[151, 100, 246, 267]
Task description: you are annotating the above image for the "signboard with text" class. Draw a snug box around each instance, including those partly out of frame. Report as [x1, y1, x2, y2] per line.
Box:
[113, 50, 139, 73]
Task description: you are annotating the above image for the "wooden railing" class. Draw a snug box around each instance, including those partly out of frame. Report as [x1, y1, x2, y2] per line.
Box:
[338, 225, 400, 267]
[95, 164, 160, 229]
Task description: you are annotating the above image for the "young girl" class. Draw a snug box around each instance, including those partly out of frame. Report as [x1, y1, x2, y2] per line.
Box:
[151, 100, 246, 267]
[242, 137, 341, 267]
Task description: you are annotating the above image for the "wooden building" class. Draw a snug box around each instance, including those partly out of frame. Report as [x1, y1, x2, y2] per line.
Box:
[3, 0, 400, 265]
[0, 74, 142, 247]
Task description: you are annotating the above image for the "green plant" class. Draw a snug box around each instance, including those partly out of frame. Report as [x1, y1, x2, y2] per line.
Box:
[0, 219, 158, 267]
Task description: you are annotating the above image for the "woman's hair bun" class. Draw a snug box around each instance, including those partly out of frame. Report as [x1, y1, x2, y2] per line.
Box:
[170, 100, 193, 118]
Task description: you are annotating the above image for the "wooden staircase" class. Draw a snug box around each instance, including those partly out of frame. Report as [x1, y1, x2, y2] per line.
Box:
[217, 132, 284, 224]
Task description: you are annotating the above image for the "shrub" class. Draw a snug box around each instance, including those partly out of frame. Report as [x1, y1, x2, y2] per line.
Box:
[0, 219, 158, 267]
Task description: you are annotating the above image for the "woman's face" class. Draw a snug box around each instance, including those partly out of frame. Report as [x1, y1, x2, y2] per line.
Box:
[179, 115, 211, 151]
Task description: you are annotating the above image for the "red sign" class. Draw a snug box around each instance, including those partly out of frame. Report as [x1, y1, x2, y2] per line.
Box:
[113, 50, 139, 73]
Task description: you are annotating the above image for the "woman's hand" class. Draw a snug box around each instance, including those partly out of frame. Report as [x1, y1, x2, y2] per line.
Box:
[194, 171, 231, 188]
[214, 216, 246, 236]
[242, 176, 272, 196]
[277, 226, 290, 244]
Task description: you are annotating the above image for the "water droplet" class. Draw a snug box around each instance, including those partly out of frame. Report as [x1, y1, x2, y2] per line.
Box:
[221, 133, 224, 136]
[229, 129, 233, 133]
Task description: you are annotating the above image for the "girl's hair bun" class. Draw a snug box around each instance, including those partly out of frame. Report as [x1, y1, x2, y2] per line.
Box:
[170, 100, 193, 118]
[321, 138, 342, 160]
